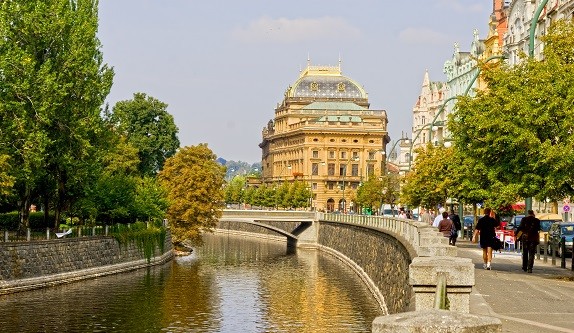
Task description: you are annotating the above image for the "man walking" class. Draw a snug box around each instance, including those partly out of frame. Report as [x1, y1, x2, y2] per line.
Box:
[516, 210, 541, 273]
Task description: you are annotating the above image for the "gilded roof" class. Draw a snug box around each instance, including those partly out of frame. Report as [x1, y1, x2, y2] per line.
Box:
[287, 65, 367, 99]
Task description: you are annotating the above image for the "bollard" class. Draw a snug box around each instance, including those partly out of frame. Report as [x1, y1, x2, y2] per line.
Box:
[27, 228, 31, 241]
[4, 230, 8, 242]
[544, 234, 548, 263]
[105, 225, 109, 236]
[561, 236, 566, 269]
[551, 241, 556, 266]
[536, 244, 540, 260]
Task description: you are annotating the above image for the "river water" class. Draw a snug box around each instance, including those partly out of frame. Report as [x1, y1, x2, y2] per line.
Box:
[0, 233, 383, 332]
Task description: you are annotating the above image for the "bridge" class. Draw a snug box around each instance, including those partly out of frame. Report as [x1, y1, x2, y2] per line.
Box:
[217, 210, 476, 316]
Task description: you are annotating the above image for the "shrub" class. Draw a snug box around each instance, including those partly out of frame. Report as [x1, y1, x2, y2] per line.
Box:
[0, 211, 56, 230]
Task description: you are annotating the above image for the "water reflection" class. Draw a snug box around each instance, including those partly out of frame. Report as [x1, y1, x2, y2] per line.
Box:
[0, 233, 382, 332]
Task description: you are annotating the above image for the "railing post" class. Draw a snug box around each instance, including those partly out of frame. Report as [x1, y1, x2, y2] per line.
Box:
[434, 272, 448, 310]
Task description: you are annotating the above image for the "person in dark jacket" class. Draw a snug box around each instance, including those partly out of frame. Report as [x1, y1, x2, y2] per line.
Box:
[516, 210, 541, 273]
[473, 207, 500, 270]
[449, 209, 462, 246]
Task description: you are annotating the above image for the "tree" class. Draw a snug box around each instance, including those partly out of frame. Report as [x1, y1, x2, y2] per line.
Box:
[449, 20, 574, 207]
[133, 176, 169, 223]
[0, 154, 15, 197]
[0, 0, 114, 228]
[401, 144, 455, 209]
[158, 144, 225, 244]
[356, 176, 383, 213]
[224, 175, 246, 206]
[107, 93, 180, 177]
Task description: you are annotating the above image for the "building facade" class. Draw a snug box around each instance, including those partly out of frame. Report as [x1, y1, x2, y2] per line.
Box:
[260, 62, 389, 212]
[504, 0, 574, 65]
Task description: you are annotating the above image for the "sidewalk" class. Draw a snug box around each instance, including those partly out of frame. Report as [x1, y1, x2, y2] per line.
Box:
[456, 239, 574, 333]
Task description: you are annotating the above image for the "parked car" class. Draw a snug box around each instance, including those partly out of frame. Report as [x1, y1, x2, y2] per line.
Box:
[537, 213, 562, 244]
[548, 222, 574, 257]
[462, 215, 474, 238]
[507, 214, 525, 231]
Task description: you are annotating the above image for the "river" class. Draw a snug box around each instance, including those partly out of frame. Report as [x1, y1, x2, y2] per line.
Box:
[0, 233, 383, 332]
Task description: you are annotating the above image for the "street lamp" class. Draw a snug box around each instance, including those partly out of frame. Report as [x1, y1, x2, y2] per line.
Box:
[524, 0, 548, 213]
[427, 54, 507, 145]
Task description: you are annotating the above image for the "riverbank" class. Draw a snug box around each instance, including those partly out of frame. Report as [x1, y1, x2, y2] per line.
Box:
[0, 233, 174, 295]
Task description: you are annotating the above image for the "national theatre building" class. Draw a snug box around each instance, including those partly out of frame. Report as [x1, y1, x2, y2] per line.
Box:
[260, 62, 389, 212]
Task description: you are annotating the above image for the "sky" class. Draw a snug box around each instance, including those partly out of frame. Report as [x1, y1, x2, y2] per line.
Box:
[97, 0, 492, 163]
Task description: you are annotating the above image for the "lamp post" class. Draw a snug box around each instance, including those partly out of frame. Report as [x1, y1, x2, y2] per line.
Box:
[427, 54, 507, 146]
[524, 0, 548, 213]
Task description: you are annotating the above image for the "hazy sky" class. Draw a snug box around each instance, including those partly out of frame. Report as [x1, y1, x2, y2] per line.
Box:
[98, 0, 491, 163]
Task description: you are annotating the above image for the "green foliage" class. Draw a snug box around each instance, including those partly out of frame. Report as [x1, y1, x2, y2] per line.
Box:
[158, 144, 226, 244]
[110, 222, 167, 263]
[133, 176, 169, 223]
[401, 144, 455, 208]
[0, 0, 114, 228]
[224, 175, 246, 204]
[448, 19, 574, 207]
[107, 93, 180, 177]
[0, 211, 54, 230]
[356, 176, 383, 211]
[0, 212, 19, 230]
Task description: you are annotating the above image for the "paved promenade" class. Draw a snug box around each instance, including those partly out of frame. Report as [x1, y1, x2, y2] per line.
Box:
[456, 239, 574, 333]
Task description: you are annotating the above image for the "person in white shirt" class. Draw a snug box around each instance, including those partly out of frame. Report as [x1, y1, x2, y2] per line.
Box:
[432, 207, 448, 227]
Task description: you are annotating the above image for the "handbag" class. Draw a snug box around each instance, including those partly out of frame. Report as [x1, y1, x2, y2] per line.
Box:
[492, 236, 502, 250]
[515, 230, 523, 240]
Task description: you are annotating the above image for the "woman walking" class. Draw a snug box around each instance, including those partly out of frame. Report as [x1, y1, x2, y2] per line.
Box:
[472, 207, 500, 270]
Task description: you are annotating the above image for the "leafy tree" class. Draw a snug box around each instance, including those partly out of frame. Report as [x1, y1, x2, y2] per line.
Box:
[449, 20, 574, 207]
[401, 144, 454, 209]
[0, 154, 14, 197]
[107, 92, 180, 177]
[290, 181, 312, 209]
[0, 0, 114, 228]
[133, 176, 169, 223]
[90, 136, 140, 224]
[356, 176, 383, 212]
[224, 175, 246, 205]
[158, 144, 225, 244]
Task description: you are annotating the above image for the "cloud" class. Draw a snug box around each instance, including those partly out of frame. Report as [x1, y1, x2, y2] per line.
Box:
[398, 27, 452, 45]
[435, 0, 485, 13]
[231, 16, 361, 44]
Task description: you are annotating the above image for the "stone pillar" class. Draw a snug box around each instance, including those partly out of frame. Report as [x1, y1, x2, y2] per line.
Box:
[409, 256, 474, 313]
[372, 309, 501, 333]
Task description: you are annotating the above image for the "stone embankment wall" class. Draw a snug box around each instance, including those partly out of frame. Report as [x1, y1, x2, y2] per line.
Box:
[0, 233, 173, 294]
[215, 219, 414, 315]
[318, 222, 414, 314]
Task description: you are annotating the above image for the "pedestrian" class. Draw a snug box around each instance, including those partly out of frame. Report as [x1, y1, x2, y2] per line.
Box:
[515, 210, 541, 273]
[438, 211, 454, 240]
[398, 208, 407, 219]
[419, 208, 432, 225]
[449, 209, 462, 246]
[472, 207, 500, 270]
[432, 207, 447, 227]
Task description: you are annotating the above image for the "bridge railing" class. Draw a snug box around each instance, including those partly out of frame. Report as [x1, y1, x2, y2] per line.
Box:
[318, 212, 434, 254]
